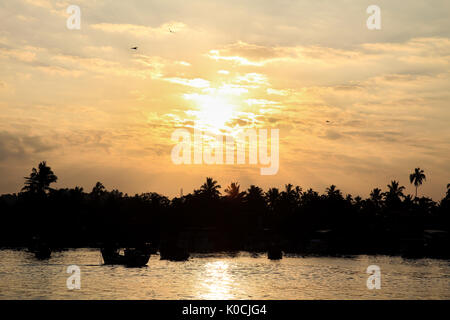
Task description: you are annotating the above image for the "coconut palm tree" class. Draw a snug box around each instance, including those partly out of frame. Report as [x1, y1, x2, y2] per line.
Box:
[386, 180, 405, 197]
[246, 185, 264, 201]
[280, 184, 302, 210]
[265, 188, 280, 211]
[384, 180, 405, 208]
[196, 177, 221, 199]
[224, 182, 245, 201]
[284, 184, 302, 199]
[370, 188, 383, 206]
[325, 185, 343, 201]
[245, 185, 266, 209]
[301, 188, 320, 206]
[22, 161, 57, 195]
[409, 168, 426, 198]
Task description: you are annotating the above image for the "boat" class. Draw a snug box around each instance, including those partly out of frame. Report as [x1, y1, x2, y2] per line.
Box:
[267, 247, 282, 260]
[267, 241, 283, 260]
[34, 246, 51, 259]
[29, 236, 51, 259]
[101, 245, 152, 267]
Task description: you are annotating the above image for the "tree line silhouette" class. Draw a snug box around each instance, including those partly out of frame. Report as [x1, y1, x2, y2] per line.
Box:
[0, 161, 449, 258]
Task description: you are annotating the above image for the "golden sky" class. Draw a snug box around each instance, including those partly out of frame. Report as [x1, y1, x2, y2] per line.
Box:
[0, 0, 449, 199]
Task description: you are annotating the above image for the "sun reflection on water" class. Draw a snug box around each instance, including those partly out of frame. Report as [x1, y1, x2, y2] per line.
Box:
[197, 260, 235, 299]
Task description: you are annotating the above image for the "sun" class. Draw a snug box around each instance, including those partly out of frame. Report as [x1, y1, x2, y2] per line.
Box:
[197, 95, 235, 129]
[184, 93, 236, 133]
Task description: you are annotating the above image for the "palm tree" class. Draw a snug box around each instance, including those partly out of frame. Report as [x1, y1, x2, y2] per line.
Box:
[280, 184, 301, 210]
[387, 180, 405, 196]
[245, 185, 266, 209]
[224, 182, 245, 201]
[384, 180, 405, 206]
[283, 184, 302, 199]
[301, 188, 320, 206]
[22, 161, 57, 195]
[409, 168, 426, 198]
[325, 185, 343, 201]
[370, 188, 383, 204]
[265, 188, 280, 211]
[246, 185, 264, 201]
[196, 177, 221, 199]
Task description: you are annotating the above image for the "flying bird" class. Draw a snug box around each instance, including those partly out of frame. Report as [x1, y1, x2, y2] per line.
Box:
[130, 46, 138, 50]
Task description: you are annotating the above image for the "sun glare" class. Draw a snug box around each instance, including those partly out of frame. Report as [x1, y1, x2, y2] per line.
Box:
[184, 93, 236, 133]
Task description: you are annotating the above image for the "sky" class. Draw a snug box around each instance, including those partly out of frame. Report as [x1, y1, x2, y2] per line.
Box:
[0, 0, 449, 199]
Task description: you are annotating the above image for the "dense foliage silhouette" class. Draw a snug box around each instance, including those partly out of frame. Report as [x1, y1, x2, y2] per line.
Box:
[0, 162, 448, 258]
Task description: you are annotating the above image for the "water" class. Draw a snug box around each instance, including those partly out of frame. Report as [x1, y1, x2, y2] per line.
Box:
[0, 249, 448, 299]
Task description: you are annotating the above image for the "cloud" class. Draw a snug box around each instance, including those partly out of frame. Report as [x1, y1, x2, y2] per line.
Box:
[245, 99, 278, 106]
[164, 77, 210, 88]
[91, 21, 187, 38]
[23, 0, 56, 10]
[0, 131, 56, 162]
[208, 37, 450, 72]
[22, 0, 70, 17]
[235, 73, 268, 85]
[208, 41, 282, 64]
[215, 84, 248, 95]
[206, 41, 361, 66]
[36, 65, 83, 77]
[0, 46, 37, 62]
[45, 53, 165, 79]
[267, 88, 288, 96]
